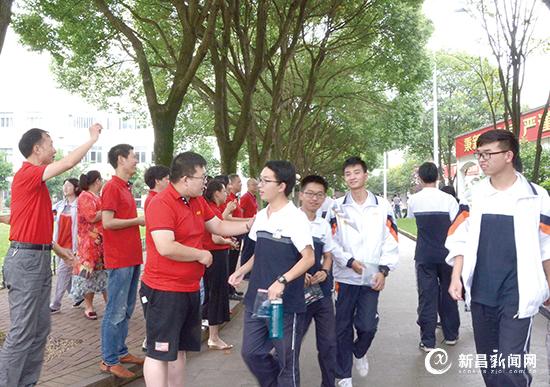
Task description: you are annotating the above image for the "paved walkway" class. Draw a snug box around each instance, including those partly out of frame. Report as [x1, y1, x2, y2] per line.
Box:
[0, 235, 548, 386]
[130, 236, 550, 387]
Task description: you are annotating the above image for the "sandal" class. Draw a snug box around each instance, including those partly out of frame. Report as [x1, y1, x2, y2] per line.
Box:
[207, 340, 234, 350]
[85, 310, 98, 320]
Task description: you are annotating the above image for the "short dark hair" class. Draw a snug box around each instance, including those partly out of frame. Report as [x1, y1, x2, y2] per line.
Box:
[204, 179, 225, 202]
[214, 175, 229, 186]
[64, 178, 81, 197]
[418, 162, 438, 184]
[264, 160, 296, 196]
[19, 128, 48, 158]
[300, 175, 328, 192]
[79, 170, 101, 191]
[108, 144, 134, 169]
[477, 129, 521, 170]
[228, 174, 240, 182]
[343, 156, 367, 172]
[170, 151, 207, 183]
[144, 165, 170, 189]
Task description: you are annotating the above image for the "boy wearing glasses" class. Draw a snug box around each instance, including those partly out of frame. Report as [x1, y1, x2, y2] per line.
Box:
[331, 156, 399, 387]
[229, 160, 315, 387]
[298, 175, 337, 387]
[406, 162, 460, 352]
[447, 129, 550, 387]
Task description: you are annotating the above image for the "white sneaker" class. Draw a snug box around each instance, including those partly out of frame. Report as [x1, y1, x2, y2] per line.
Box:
[338, 378, 353, 387]
[355, 355, 369, 377]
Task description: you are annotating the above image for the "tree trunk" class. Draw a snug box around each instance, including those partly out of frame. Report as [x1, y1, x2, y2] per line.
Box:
[532, 91, 550, 183]
[219, 143, 239, 175]
[0, 0, 13, 56]
[151, 114, 175, 167]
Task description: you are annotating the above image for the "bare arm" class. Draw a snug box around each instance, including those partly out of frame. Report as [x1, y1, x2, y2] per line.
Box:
[205, 216, 252, 237]
[151, 230, 212, 266]
[448, 255, 464, 301]
[228, 255, 255, 286]
[0, 214, 9, 225]
[43, 124, 102, 181]
[102, 210, 144, 230]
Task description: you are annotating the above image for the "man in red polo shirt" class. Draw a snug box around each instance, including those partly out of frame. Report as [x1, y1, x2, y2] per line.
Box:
[140, 151, 253, 386]
[0, 124, 102, 387]
[99, 144, 145, 379]
[240, 177, 259, 218]
[143, 165, 170, 212]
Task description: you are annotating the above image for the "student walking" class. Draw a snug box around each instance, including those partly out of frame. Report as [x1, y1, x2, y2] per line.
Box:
[447, 129, 550, 387]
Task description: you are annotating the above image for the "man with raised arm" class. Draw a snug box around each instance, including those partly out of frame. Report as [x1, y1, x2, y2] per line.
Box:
[0, 124, 101, 386]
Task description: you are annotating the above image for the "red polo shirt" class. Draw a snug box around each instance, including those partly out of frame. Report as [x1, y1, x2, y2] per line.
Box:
[144, 190, 157, 213]
[202, 201, 230, 251]
[9, 162, 53, 244]
[101, 175, 143, 269]
[143, 184, 215, 292]
[240, 191, 258, 218]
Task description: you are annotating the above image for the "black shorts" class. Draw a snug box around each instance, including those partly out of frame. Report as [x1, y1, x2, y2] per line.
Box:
[139, 282, 201, 361]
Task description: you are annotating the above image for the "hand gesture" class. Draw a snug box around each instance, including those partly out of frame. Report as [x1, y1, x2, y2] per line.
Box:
[448, 277, 463, 301]
[370, 272, 385, 291]
[137, 216, 145, 226]
[304, 272, 312, 287]
[228, 271, 244, 287]
[310, 270, 327, 285]
[268, 280, 285, 300]
[198, 250, 213, 267]
[351, 260, 364, 275]
[226, 200, 237, 213]
[89, 123, 102, 142]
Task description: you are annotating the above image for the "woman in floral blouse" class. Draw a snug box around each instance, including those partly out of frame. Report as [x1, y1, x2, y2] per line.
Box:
[72, 170, 107, 320]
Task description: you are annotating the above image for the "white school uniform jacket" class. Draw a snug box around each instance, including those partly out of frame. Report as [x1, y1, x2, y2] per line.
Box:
[331, 191, 399, 285]
[445, 173, 550, 318]
[52, 198, 79, 252]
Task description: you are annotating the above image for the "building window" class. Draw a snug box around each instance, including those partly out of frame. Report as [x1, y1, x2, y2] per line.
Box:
[0, 114, 14, 128]
[135, 151, 147, 164]
[119, 118, 136, 130]
[85, 147, 102, 163]
[74, 116, 94, 129]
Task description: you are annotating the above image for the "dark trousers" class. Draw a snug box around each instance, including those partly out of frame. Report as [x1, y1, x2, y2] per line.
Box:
[242, 311, 304, 387]
[202, 249, 230, 325]
[471, 302, 533, 387]
[302, 296, 336, 387]
[415, 262, 460, 347]
[335, 283, 379, 379]
[227, 248, 240, 295]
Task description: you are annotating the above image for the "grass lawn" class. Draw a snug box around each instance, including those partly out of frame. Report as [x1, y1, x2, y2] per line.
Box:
[0, 224, 9, 266]
[397, 218, 417, 237]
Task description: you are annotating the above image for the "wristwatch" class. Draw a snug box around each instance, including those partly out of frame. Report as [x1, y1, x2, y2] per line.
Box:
[378, 265, 390, 277]
[277, 275, 288, 285]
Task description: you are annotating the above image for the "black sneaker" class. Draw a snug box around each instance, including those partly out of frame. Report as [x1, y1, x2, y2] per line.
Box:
[72, 299, 84, 308]
[50, 307, 61, 315]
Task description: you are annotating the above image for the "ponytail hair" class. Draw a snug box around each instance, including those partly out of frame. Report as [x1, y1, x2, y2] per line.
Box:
[204, 179, 225, 203]
[79, 170, 102, 191]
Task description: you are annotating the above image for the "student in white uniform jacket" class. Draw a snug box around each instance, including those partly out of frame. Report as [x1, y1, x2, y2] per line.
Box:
[331, 156, 399, 387]
[446, 129, 550, 387]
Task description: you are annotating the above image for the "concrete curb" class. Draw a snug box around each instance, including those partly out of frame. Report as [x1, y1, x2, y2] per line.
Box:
[82, 301, 245, 387]
[399, 230, 417, 242]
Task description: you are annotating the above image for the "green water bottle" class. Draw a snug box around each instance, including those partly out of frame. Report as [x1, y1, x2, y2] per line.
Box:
[269, 298, 284, 339]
